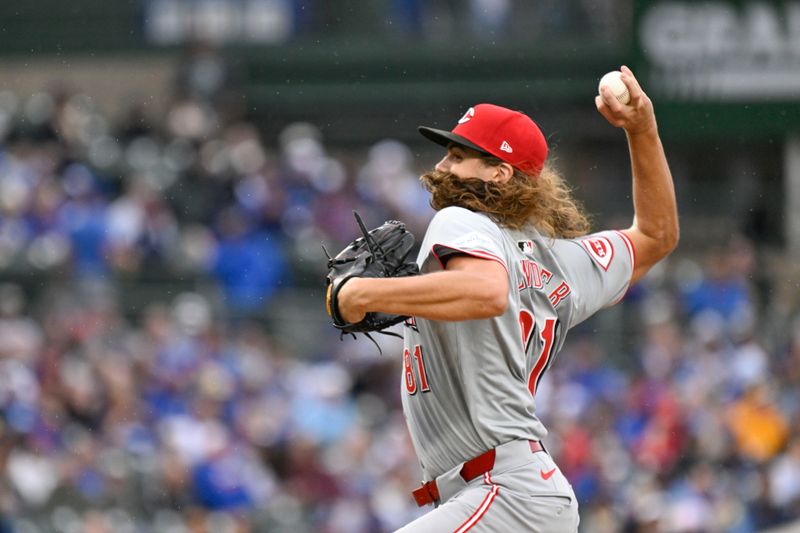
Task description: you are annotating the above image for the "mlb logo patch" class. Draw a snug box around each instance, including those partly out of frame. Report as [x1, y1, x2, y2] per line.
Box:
[517, 240, 534, 255]
[581, 236, 614, 271]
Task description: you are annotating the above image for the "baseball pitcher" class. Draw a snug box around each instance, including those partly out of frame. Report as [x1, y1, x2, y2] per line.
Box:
[330, 66, 678, 531]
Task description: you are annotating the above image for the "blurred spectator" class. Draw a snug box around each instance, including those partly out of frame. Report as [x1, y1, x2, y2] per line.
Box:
[58, 163, 108, 276]
[682, 236, 756, 323]
[106, 178, 181, 274]
[210, 207, 289, 313]
[175, 40, 235, 105]
[726, 382, 789, 463]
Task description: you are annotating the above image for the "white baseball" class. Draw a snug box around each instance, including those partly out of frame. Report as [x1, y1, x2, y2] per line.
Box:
[598, 71, 630, 105]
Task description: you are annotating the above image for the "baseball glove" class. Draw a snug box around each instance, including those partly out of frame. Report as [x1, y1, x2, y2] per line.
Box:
[325, 212, 419, 337]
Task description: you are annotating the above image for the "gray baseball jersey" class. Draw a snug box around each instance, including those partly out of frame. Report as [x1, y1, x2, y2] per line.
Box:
[401, 206, 634, 480]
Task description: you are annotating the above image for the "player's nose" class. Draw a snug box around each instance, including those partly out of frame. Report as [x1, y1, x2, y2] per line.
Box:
[435, 156, 450, 173]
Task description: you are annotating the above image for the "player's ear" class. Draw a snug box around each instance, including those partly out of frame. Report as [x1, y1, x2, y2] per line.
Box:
[493, 162, 514, 183]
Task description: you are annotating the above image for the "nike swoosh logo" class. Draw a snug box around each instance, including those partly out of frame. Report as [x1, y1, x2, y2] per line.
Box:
[540, 468, 557, 480]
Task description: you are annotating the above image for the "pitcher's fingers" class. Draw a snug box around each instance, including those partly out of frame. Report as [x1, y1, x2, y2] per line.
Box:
[600, 86, 625, 114]
[595, 95, 606, 112]
[620, 65, 645, 101]
[620, 65, 642, 90]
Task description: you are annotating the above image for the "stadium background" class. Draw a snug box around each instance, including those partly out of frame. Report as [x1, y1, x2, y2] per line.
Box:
[0, 0, 799, 531]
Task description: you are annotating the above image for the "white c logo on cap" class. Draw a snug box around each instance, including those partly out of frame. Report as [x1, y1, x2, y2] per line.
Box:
[458, 107, 475, 124]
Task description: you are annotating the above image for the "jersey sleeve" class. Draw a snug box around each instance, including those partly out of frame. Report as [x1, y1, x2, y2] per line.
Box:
[556, 230, 636, 329]
[419, 206, 507, 272]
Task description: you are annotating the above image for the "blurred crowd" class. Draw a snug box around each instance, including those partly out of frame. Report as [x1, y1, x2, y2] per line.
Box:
[0, 52, 435, 533]
[0, 51, 799, 533]
[0, 57, 433, 314]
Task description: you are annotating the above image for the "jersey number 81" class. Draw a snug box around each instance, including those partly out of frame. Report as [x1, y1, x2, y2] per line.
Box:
[404, 344, 430, 395]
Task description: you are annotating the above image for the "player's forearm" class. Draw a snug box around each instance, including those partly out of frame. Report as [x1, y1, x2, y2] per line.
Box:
[627, 127, 679, 254]
[344, 270, 507, 322]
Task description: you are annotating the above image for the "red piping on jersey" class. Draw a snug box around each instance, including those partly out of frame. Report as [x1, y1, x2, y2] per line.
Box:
[431, 244, 508, 273]
[614, 230, 636, 273]
[610, 230, 637, 306]
[453, 473, 500, 533]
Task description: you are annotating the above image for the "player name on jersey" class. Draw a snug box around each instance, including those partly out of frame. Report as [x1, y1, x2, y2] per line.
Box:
[517, 258, 572, 307]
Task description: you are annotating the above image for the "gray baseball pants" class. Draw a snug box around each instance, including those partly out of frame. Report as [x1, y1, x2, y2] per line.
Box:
[396, 439, 580, 532]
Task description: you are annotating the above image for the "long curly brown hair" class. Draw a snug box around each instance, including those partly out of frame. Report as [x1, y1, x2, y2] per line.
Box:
[420, 158, 591, 238]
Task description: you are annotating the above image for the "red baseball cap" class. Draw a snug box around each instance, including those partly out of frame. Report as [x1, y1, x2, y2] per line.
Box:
[418, 103, 548, 177]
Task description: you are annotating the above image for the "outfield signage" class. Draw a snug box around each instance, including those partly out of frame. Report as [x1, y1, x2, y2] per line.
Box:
[639, 1, 800, 101]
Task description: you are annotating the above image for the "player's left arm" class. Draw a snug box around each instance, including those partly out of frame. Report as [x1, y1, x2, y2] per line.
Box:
[335, 255, 508, 324]
[595, 66, 679, 284]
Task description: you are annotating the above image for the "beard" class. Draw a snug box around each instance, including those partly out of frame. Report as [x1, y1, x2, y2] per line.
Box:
[419, 170, 505, 213]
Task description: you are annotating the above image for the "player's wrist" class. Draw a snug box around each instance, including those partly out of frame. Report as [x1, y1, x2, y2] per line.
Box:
[339, 277, 368, 323]
[624, 118, 658, 138]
